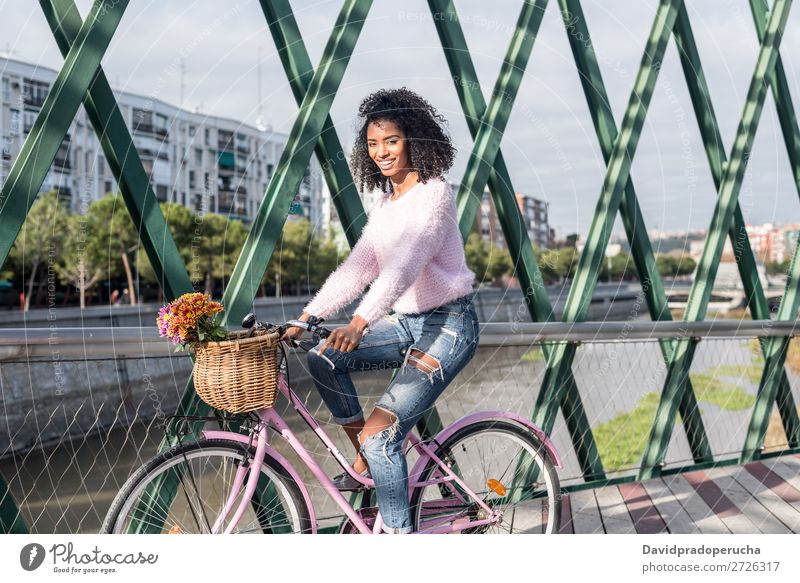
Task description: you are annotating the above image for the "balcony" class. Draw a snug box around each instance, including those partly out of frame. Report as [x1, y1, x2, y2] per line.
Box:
[132, 123, 169, 139]
[23, 93, 47, 108]
[53, 157, 71, 171]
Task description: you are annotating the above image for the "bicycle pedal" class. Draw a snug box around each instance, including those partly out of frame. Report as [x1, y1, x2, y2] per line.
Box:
[339, 506, 379, 534]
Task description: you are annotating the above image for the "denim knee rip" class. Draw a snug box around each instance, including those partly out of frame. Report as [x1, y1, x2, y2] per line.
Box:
[357, 408, 401, 466]
[400, 345, 444, 384]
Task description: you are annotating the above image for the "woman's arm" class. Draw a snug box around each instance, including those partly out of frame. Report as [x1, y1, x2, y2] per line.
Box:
[302, 224, 379, 320]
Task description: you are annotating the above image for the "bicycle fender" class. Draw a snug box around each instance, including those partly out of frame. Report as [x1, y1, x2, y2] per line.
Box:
[202, 430, 318, 533]
[414, 411, 563, 471]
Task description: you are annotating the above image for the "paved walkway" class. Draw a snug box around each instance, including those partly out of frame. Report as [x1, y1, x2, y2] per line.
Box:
[552, 454, 800, 534]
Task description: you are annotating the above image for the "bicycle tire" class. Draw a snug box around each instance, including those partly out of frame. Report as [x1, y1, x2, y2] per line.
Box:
[410, 420, 561, 534]
[102, 438, 313, 534]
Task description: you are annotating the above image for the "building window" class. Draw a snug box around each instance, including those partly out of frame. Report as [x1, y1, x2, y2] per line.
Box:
[9, 109, 20, 135]
[23, 109, 37, 133]
[155, 184, 168, 202]
[267, 163, 274, 178]
[195, 148, 202, 165]
[105, 180, 113, 194]
[155, 113, 169, 137]
[2, 136, 11, 160]
[204, 128, 210, 146]
[22, 78, 49, 107]
[132, 108, 154, 134]
[2, 77, 10, 102]
[188, 125, 196, 137]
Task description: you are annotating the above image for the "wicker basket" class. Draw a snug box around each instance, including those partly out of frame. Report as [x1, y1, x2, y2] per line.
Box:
[193, 328, 281, 413]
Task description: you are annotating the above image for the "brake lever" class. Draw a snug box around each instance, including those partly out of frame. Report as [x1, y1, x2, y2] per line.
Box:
[285, 336, 335, 370]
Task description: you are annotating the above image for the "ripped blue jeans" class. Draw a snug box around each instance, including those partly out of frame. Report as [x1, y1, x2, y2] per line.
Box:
[306, 292, 480, 533]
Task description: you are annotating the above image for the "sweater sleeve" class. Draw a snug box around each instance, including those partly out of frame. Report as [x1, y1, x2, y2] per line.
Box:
[303, 223, 379, 320]
[353, 181, 450, 328]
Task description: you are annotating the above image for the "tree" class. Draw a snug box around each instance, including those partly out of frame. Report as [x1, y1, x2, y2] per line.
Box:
[464, 233, 514, 286]
[656, 254, 696, 278]
[264, 218, 339, 295]
[464, 233, 488, 285]
[9, 191, 68, 311]
[537, 248, 562, 284]
[556, 246, 580, 280]
[56, 213, 104, 308]
[86, 193, 141, 304]
[766, 258, 790, 276]
[137, 202, 197, 287]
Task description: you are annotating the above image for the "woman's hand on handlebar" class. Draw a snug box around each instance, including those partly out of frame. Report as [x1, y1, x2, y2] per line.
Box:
[280, 312, 311, 344]
[318, 315, 368, 354]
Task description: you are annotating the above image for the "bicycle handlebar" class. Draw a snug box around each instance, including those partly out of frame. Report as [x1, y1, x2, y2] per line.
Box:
[241, 312, 332, 353]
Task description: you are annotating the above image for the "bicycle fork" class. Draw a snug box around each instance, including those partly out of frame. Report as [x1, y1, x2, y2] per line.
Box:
[209, 421, 270, 534]
[407, 435, 504, 533]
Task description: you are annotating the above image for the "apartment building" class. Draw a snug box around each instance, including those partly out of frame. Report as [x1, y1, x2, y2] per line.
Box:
[0, 56, 326, 230]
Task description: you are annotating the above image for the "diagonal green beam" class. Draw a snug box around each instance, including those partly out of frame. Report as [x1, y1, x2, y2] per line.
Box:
[454, 0, 548, 240]
[532, 0, 684, 446]
[639, 0, 794, 479]
[0, 0, 130, 536]
[258, 0, 367, 247]
[741, 0, 800, 460]
[0, 0, 128, 267]
[430, 0, 605, 481]
[558, 0, 712, 465]
[672, 0, 800, 454]
[42, 0, 193, 301]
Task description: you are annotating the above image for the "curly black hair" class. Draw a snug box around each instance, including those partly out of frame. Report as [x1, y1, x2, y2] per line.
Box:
[350, 88, 456, 193]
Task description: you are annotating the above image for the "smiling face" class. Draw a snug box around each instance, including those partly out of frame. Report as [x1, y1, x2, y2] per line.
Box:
[366, 118, 411, 179]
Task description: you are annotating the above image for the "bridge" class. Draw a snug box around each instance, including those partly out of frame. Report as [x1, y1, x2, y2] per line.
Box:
[2, 0, 800, 535]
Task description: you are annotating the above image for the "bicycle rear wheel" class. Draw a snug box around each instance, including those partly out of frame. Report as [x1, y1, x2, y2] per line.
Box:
[102, 439, 312, 534]
[410, 420, 561, 533]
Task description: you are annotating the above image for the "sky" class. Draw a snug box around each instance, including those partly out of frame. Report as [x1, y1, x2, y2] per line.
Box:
[3, 0, 800, 239]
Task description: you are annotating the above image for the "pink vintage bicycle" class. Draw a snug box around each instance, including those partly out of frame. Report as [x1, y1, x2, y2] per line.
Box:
[103, 315, 562, 534]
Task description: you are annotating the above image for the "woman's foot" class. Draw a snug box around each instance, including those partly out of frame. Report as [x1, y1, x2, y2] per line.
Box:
[331, 466, 371, 491]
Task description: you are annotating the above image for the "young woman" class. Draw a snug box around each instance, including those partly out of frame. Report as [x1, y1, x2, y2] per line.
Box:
[281, 88, 480, 533]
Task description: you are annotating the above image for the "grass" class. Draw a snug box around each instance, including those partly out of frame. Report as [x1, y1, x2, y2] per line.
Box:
[713, 363, 763, 385]
[593, 393, 677, 472]
[764, 407, 800, 453]
[521, 348, 544, 362]
[593, 373, 754, 472]
[688, 373, 756, 410]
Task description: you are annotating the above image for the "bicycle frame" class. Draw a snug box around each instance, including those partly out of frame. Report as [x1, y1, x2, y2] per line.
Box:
[200, 351, 562, 534]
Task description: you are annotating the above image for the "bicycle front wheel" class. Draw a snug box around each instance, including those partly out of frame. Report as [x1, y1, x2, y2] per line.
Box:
[410, 420, 561, 534]
[102, 439, 312, 534]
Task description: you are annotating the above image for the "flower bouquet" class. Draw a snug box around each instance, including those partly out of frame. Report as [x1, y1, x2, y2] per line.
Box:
[156, 292, 280, 413]
[157, 292, 228, 352]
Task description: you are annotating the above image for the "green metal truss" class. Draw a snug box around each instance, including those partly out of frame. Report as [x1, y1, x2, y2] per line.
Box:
[2, 0, 800, 533]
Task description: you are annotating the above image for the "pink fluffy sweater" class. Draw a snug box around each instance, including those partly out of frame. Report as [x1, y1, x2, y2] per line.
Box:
[303, 177, 476, 328]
